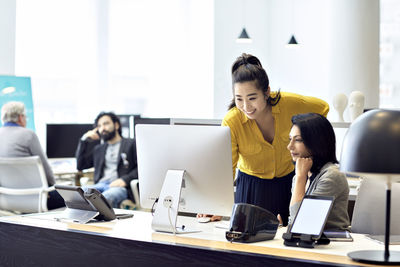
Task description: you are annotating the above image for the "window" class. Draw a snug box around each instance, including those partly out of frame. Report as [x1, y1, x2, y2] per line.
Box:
[380, 0, 400, 109]
[15, 0, 214, 147]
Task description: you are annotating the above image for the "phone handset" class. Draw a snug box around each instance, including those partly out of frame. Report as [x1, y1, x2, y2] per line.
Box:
[96, 129, 105, 144]
[84, 188, 116, 221]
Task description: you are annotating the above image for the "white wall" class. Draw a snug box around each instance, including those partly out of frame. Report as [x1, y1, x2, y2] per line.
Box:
[268, 0, 331, 112]
[14, 0, 215, 148]
[2, 0, 382, 126]
[213, 0, 380, 122]
[328, 0, 380, 120]
[214, 0, 331, 119]
[0, 0, 16, 75]
[214, 0, 269, 118]
[380, 0, 400, 109]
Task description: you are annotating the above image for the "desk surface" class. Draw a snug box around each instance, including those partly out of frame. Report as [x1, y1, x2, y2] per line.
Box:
[0, 210, 396, 267]
[49, 158, 94, 186]
[48, 158, 78, 174]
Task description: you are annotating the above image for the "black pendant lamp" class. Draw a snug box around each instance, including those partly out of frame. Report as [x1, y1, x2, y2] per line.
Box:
[287, 35, 298, 45]
[237, 28, 252, 44]
[287, 0, 299, 47]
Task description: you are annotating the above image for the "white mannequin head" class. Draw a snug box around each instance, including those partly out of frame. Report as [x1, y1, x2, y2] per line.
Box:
[333, 93, 348, 122]
[349, 91, 365, 122]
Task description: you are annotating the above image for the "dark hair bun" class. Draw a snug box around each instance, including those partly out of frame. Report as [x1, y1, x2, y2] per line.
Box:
[231, 53, 262, 74]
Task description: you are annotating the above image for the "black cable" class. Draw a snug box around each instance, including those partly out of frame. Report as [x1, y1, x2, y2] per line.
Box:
[151, 198, 159, 216]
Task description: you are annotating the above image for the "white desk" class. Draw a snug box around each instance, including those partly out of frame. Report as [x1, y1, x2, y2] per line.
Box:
[49, 158, 77, 174]
[0, 210, 397, 266]
[49, 158, 94, 186]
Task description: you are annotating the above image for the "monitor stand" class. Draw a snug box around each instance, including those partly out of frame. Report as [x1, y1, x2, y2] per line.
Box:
[152, 170, 200, 234]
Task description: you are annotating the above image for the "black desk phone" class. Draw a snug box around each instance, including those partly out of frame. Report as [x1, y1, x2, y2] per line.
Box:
[55, 185, 131, 222]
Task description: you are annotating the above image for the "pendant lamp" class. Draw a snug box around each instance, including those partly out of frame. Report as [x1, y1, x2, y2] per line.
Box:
[236, 28, 252, 44]
[287, 35, 298, 46]
[236, 0, 252, 44]
[287, 0, 299, 47]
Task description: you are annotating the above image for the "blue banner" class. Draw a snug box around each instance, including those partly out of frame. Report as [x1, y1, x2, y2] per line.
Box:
[0, 75, 35, 131]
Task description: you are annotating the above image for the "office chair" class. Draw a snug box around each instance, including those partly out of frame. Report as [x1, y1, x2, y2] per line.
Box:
[351, 177, 400, 235]
[130, 179, 141, 210]
[0, 156, 55, 213]
[118, 180, 141, 210]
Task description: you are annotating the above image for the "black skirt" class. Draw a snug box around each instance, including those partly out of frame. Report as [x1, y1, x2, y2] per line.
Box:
[235, 170, 295, 226]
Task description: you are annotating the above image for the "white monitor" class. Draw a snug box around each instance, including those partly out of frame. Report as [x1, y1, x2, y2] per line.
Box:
[351, 177, 400, 235]
[135, 124, 234, 233]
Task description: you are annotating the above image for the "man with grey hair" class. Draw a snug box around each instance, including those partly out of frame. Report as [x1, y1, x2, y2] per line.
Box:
[0, 101, 64, 209]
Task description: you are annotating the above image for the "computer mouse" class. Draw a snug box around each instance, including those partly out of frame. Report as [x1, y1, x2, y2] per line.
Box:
[197, 216, 211, 223]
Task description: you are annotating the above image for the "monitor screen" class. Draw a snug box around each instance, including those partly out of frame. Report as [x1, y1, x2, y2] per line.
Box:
[46, 123, 93, 158]
[135, 124, 234, 216]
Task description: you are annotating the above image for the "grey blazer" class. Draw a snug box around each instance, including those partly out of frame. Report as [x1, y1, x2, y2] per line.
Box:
[289, 162, 350, 231]
[0, 125, 55, 186]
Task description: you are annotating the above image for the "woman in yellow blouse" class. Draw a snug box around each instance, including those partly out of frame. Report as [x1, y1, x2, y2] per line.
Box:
[222, 53, 329, 226]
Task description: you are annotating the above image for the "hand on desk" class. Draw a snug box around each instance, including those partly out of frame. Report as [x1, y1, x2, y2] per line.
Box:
[110, 178, 126, 187]
[196, 214, 222, 222]
[277, 214, 283, 226]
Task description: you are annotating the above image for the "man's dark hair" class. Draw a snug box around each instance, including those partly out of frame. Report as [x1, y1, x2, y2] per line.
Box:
[94, 112, 122, 136]
[291, 113, 338, 173]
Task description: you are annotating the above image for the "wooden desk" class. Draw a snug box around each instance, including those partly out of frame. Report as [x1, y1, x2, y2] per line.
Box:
[0, 211, 396, 267]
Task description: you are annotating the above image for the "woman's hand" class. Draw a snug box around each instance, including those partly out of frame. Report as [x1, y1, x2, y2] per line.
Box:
[277, 214, 283, 226]
[295, 157, 313, 181]
[196, 214, 222, 222]
[109, 178, 126, 187]
[290, 157, 313, 206]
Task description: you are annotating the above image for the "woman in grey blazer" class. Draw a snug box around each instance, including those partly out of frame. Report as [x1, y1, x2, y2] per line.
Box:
[287, 113, 350, 231]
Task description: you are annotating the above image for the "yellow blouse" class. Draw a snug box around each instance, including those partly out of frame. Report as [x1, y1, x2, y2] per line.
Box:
[222, 92, 329, 179]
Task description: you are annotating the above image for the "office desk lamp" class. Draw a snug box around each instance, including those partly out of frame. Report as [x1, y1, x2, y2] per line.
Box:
[340, 109, 400, 264]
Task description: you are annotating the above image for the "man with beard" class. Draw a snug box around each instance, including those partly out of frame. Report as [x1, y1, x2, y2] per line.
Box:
[75, 112, 138, 208]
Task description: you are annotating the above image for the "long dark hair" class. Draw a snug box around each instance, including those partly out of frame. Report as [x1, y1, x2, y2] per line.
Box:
[94, 112, 122, 136]
[229, 53, 280, 110]
[291, 113, 338, 173]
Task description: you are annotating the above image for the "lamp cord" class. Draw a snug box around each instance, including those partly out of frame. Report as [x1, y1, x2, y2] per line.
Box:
[167, 205, 176, 235]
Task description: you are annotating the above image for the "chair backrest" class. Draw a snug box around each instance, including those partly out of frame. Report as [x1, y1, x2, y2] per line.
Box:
[0, 156, 49, 213]
[351, 177, 400, 235]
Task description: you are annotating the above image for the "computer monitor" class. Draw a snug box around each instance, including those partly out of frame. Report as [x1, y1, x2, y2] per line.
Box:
[46, 123, 93, 158]
[351, 177, 400, 235]
[133, 117, 170, 139]
[135, 124, 234, 233]
[170, 118, 221, 126]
